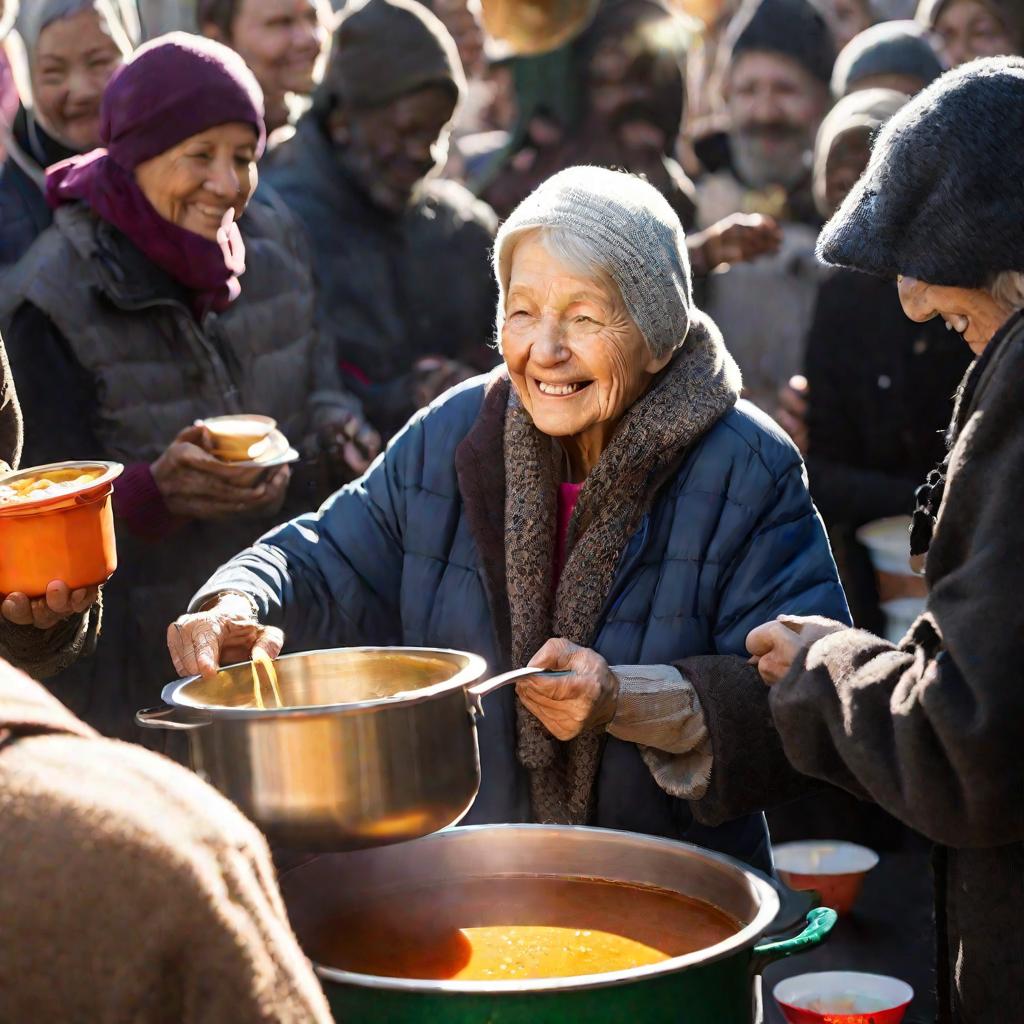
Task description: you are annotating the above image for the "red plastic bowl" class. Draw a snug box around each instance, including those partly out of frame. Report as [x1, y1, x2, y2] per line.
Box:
[774, 971, 913, 1024]
[773, 841, 879, 915]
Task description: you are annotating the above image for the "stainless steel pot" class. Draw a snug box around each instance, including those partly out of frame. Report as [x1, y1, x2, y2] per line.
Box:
[281, 824, 837, 1024]
[136, 648, 564, 850]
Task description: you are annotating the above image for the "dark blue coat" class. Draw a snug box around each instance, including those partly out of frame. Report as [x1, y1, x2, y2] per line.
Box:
[201, 376, 850, 872]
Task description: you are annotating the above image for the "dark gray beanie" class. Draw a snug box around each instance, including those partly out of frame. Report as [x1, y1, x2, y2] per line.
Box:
[817, 57, 1024, 286]
[726, 0, 837, 86]
[494, 166, 694, 358]
[318, 0, 466, 111]
[917, 0, 1024, 52]
[831, 20, 943, 97]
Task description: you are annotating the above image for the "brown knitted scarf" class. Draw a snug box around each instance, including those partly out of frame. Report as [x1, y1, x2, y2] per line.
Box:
[503, 312, 742, 823]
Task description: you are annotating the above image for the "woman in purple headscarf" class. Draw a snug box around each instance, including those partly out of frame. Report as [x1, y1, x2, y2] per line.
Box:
[0, 33, 368, 749]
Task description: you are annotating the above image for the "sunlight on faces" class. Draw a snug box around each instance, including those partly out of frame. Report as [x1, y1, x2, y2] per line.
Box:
[214, 0, 327, 97]
[897, 276, 1012, 356]
[330, 84, 456, 214]
[32, 8, 123, 150]
[933, 0, 1019, 67]
[501, 233, 671, 477]
[133, 123, 259, 241]
[727, 52, 829, 190]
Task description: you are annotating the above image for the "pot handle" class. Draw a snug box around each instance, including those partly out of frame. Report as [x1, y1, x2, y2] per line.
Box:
[467, 667, 572, 716]
[136, 705, 212, 731]
[749, 907, 837, 974]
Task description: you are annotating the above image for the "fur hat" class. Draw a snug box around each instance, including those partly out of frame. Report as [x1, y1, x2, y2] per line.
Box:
[725, 0, 837, 86]
[831, 20, 943, 97]
[916, 0, 1024, 53]
[317, 0, 465, 112]
[817, 57, 1024, 286]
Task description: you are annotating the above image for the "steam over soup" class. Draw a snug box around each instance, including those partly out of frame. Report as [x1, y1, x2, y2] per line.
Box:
[309, 876, 741, 981]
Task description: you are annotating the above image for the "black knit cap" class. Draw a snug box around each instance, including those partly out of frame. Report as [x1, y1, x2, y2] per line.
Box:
[317, 0, 466, 111]
[726, 0, 837, 86]
[817, 57, 1024, 287]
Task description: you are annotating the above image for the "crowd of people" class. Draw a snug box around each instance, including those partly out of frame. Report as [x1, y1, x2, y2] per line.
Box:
[0, 0, 1022, 1021]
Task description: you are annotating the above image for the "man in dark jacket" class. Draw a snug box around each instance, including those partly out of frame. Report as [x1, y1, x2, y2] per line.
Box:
[262, 0, 499, 440]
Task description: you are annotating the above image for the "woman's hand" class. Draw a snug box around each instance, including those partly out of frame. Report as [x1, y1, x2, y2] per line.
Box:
[151, 424, 290, 520]
[746, 615, 848, 685]
[516, 638, 620, 741]
[167, 592, 283, 678]
[1, 581, 98, 629]
[319, 411, 382, 480]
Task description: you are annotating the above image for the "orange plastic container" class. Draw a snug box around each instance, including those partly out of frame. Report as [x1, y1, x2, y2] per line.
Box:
[0, 461, 123, 598]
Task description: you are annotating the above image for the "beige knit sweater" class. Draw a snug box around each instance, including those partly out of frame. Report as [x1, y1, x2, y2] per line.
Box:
[0, 659, 332, 1023]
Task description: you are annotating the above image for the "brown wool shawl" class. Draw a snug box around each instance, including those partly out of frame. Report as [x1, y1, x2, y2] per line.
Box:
[503, 312, 742, 824]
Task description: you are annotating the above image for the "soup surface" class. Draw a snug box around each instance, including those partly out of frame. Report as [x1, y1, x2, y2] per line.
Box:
[309, 875, 741, 981]
[0, 467, 104, 506]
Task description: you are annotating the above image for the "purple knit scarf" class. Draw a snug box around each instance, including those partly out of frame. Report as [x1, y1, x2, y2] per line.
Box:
[46, 152, 245, 318]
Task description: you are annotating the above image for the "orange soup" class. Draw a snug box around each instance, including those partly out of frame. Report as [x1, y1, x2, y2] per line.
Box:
[308, 875, 741, 981]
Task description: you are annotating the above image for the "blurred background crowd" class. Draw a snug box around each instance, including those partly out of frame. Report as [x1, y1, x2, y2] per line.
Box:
[0, 0, 1021, 1016]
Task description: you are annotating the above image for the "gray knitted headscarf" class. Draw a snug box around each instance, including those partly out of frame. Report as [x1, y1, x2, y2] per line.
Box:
[494, 165, 694, 359]
[16, 0, 139, 64]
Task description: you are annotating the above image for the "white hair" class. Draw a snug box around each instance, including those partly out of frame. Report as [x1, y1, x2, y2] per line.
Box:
[495, 226, 654, 353]
[990, 270, 1024, 311]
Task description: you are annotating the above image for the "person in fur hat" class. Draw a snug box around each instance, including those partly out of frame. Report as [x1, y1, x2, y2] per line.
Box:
[741, 58, 1024, 1022]
[917, 0, 1024, 66]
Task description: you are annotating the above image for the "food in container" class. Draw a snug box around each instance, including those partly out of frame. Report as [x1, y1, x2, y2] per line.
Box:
[202, 414, 277, 462]
[774, 971, 913, 1024]
[0, 461, 123, 597]
[773, 841, 879, 915]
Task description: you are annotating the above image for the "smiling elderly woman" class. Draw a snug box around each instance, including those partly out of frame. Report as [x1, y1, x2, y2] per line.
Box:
[745, 59, 1024, 1022]
[0, 33, 364, 750]
[170, 166, 848, 871]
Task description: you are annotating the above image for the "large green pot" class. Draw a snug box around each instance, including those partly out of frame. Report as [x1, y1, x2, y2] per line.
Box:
[282, 824, 835, 1024]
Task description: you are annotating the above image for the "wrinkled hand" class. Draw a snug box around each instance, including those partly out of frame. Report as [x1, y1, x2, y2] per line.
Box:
[516, 638, 620, 741]
[776, 375, 809, 455]
[167, 592, 283, 678]
[692, 213, 782, 273]
[1, 581, 98, 629]
[746, 615, 848, 685]
[411, 357, 478, 409]
[151, 423, 290, 520]
[319, 411, 382, 480]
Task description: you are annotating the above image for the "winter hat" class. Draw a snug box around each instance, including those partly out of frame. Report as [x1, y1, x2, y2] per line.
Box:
[812, 87, 907, 217]
[725, 0, 837, 86]
[817, 57, 1024, 286]
[101, 32, 265, 169]
[317, 0, 465, 112]
[917, 0, 1024, 52]
[831, 20, 943, 97]
[494, 165, 693, 357]
[16, 0, 139, 64]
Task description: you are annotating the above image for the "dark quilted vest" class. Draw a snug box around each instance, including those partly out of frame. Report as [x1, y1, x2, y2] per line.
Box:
[0, 201, 324, 752]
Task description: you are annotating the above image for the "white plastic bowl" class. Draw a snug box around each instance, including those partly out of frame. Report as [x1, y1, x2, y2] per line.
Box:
[855, 516, 914, 576]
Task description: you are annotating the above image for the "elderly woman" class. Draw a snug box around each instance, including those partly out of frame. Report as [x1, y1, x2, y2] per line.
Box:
[0, 0, 138, 270]
[170, 165, 848, 871]
[0, 33, 368, 747]
[744, 60, 1024, 1022]
[917, 0, 1023, 66]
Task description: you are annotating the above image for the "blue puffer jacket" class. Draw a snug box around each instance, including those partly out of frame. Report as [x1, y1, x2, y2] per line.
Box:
[199, 377, 849, 872]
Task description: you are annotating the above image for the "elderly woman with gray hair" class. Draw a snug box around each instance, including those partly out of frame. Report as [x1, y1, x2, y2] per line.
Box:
[169, 165, 848, 871]
[746, 59, 1024, 1022]
[0, 0, 138, 269]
